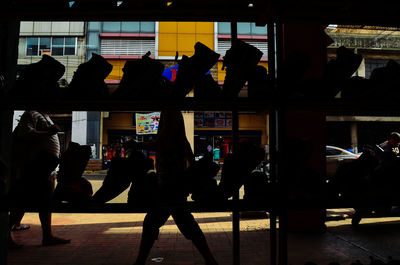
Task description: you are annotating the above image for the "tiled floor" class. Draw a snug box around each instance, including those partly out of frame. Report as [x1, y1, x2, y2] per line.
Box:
[7, 211, 400, 265]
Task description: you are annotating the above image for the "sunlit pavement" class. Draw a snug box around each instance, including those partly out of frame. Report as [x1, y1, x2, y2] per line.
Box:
[7, 179, 400, 265]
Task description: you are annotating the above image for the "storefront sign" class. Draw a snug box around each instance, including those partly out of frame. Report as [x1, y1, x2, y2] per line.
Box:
[163, 65, 211, 82]
[194, 111, 232, 128]
[135, 112, 160, 135]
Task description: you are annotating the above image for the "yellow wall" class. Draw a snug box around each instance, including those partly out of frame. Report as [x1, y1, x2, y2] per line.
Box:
[158, 22, 214, 57]
[103, 112, 268, 146]
[217, 61, 268, 82]
[239, 113, 268, 146]
[106, 59, 126, 81]
[103, 112, 195, 149]
[182, 111, 194, 151]
[102, 112, 135, 145]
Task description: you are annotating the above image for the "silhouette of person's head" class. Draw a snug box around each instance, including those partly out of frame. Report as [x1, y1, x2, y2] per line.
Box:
[388, 132, 400, 147]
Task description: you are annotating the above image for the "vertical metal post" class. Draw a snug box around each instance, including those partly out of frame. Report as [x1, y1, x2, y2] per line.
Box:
[268, 112, 277, 265]
[230, 21, 240, 265]
[267, 22, 277, 265]
[232, 108, 240, 265]
[0, 21, 20, 265]
[274, 22, 288, 265]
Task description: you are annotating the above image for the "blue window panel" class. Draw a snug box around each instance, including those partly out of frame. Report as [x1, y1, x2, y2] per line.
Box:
[26, 37, 38, 56]
[237, 22, 251, 35]
[87, 32, 100, 50]
[39, 37, 51, 55]
[121, 22, 140, 32]
[64, 37, 76, 55]
[103, 22, 121, 32]
[250, 23, 267, 35]
[218, 22, 231, 34]
[52, 37, 64, 56]
[140, 22, 155, 33]
[88, 22, 101, 31]
[218, 22, 267, 35]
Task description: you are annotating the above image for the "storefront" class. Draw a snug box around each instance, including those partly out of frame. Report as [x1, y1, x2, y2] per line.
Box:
[194, 111, 268, 162]
[102, 112, 158, 168]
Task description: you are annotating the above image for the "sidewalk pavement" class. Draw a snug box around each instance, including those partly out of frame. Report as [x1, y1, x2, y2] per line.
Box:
[7, 210, 400, 265]
[7, 177, 400, 265]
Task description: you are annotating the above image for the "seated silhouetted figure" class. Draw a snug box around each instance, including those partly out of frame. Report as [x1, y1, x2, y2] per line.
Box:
[244, 170, 270, 201]
[185, 154, 221, 202]
[370, 133, 400, 202]
[53, 142, 93, 203]
[328, 145, 378, 201]
[376, 132, 400, 164]
[91, 150, 155, 205]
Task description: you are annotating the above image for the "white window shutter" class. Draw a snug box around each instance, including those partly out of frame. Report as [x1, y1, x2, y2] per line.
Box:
[100, 39, 155, 56]
[218, 40, 268, 57]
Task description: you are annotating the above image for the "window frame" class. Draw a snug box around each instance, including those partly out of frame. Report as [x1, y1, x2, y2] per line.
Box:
[26, 36, 77, 56]
[26, 37, 39, 56]
[101, 21, 156, 34]
[217, 22, 267, 36]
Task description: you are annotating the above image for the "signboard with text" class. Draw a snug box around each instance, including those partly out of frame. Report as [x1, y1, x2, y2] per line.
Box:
[135, 112, 160, 135]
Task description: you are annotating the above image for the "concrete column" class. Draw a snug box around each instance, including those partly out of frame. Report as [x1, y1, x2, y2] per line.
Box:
[86, 111, 101, 159]
[99, 112, 104, 158]
[357, 58, 366, 78]
[182, 111, 194, 151]
[71, 111, 87, 145]
[351, 123, 358, 153]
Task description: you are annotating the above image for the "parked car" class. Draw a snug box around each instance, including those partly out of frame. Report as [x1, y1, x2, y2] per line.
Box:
[326, 145, 360, 177]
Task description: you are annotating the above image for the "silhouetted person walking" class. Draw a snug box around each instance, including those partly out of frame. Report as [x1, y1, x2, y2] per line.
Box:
[133, 110, 218, 265]
[9, 111, 70, 247]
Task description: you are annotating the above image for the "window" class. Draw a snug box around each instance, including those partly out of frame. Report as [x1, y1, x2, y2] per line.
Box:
[121, 22, 140, 33]
[218, 22, 267, 35]
[102, 21, 155, 33]
[39, 37, 51, 55]
[51, 38, 64, 55]
[103, 22, 121, 32]
[217, 22, 267, 58]
[26, 37, 77, 56]
[64, 37, 76, 55]
[26, 37, 38, 56]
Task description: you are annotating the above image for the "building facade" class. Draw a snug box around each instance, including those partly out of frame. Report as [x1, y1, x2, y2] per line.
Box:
[15, 21, 87, 157]
[15, 21, 269, 166]
[88, 21, 269, 163]
[326, 26, 400, 152]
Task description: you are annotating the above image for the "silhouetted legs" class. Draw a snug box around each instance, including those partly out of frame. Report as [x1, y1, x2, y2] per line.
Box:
[8, 210, 70, 247]
[134, 209, 218, 265]
[39, 211, 71, 246]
